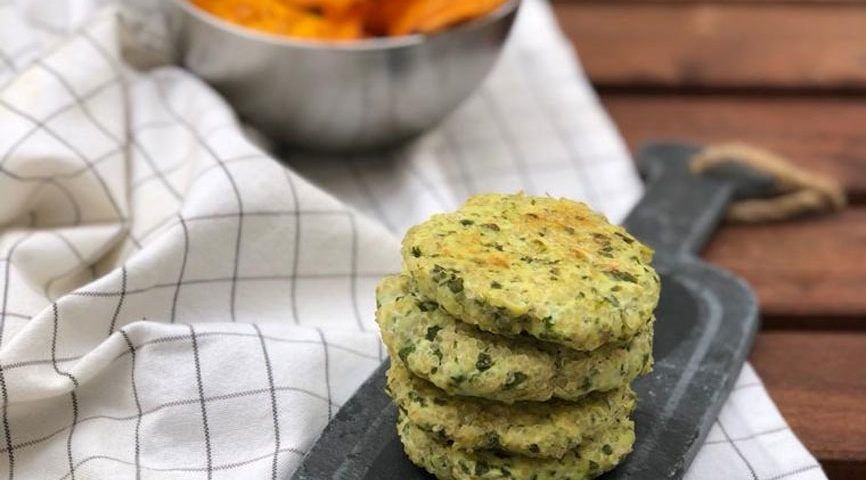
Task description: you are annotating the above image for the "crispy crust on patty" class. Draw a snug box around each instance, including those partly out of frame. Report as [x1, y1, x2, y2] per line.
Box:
[402, 194, 660, 351]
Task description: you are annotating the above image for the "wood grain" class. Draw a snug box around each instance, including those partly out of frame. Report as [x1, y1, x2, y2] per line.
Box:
[601, 93, 866, 199]
[553, 2, 866, 89]
[552, 4, 866, 473]
[705, 209, 866, 319]
[599, 96, 866, 319]
[751, 331, 866, 478]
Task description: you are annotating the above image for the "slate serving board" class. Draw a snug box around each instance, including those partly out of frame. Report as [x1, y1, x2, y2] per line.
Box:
[291, 143, 769, 480]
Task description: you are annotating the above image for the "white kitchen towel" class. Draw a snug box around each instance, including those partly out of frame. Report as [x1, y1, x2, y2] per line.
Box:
[0, 0, 824, 479]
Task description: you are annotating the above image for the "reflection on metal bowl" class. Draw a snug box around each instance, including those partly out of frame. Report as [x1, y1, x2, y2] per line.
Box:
[165, 0, 520, 152]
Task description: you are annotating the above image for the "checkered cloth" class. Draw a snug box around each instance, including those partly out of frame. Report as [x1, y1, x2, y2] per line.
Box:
[0, 0, 825, 479]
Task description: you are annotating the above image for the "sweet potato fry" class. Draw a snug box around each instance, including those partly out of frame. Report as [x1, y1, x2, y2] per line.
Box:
[413, 0, 507, 34]
[362, 0, 410, 36]
[191, 0, 317, 36]
[382, 0, 429, 37]
[190, 0, 508, 41]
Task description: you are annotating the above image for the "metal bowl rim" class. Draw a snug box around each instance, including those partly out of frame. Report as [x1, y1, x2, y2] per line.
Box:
[172, 0, 520, 51]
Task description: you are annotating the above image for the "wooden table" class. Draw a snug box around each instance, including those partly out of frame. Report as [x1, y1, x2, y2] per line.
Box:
[553, 2, 866, 478]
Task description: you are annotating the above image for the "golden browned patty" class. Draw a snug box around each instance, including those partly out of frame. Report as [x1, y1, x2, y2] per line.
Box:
[402, 194, 660, 351]
[377, 274, 653, 403]
[386, 362, 636, 458]
[397, 413, 635, 480]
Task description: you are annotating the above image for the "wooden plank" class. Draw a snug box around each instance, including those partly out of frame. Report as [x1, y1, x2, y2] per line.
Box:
[600, 94, 866, 319]
[564, 0, 866, 3]
[751, 332, 866, 478]
[704, 209, 866, 319]
[553, 2, 866, 89]
[824, 460, 866, 480]
[601, 94, 866, 198]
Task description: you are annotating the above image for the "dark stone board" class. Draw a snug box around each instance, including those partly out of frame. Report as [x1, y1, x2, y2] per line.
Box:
[291, 143, 767, 480]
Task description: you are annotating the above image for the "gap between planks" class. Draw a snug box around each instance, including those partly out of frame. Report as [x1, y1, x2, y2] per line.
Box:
[554, 2, 866, 89]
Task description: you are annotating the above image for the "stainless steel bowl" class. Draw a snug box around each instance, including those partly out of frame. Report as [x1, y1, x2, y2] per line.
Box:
[166, 0, 519, 152]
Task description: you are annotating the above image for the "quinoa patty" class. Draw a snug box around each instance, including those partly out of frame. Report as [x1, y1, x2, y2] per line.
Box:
[401, 194, 659, 351]
[397, 413, 635, 480]
[376, 274, 653, 403]
[386, 362, 636, 458]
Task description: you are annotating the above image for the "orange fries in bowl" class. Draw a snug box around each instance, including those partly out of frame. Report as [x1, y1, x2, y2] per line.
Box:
[189, 0, 509, 41]
[169, 0, 518, 150]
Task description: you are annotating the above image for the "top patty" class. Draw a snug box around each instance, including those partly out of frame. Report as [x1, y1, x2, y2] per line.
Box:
[402, 194, 660, 351]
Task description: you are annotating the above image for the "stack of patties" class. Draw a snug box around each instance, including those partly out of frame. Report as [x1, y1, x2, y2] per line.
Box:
[376, 194, 660, 480]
